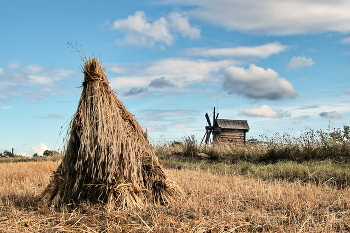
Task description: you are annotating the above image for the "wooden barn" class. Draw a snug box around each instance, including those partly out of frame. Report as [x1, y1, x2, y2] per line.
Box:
[202, 108, 250, 145]
[213, 119, 250, 144]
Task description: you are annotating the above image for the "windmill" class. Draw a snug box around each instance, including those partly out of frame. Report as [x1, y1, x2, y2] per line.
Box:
[201, 107, 219, 145]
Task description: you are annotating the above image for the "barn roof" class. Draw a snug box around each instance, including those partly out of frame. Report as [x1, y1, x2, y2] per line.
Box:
[215, 119, 249, 131]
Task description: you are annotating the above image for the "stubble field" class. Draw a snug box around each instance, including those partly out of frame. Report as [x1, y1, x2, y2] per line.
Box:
[0, 160, 349, 232]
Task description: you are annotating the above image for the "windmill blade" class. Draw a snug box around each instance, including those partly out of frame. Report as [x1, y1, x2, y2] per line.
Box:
[205, 130, 212, 144]
[213, 107, 215, 127]
[200, 131, 207, 145]
[205, 113, 211, 127]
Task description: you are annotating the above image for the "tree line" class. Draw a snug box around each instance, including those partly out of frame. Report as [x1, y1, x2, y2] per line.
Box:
[0, 150, 60, 158]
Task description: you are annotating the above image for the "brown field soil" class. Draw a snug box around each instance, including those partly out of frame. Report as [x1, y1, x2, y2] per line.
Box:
[0, 161, 349, 232]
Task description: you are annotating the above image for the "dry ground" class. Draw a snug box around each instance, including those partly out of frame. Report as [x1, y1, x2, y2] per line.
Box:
[0, 161, 349, 232]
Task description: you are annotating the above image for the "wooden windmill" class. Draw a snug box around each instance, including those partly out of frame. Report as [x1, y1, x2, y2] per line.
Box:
[201, 107, 219, 145]
[201, 107, 250, 145]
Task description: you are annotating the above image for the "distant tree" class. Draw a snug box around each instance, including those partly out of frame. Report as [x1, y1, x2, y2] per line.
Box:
[33, 153, 38, 157]
[43, 150, 52, 156]
[43, 150, 59, 156]
[3, 150, 14, 157]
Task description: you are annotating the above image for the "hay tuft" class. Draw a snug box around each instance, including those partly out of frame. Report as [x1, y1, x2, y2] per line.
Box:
[41, 58, 182, 209]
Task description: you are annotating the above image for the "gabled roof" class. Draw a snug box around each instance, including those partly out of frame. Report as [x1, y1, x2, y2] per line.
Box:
[215, 119, 249, 131]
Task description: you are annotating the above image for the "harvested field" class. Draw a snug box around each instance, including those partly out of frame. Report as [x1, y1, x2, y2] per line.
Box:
[1, 160, 349, 232]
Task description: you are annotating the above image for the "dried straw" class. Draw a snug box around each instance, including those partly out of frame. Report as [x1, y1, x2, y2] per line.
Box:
[41, 58, 181, 209]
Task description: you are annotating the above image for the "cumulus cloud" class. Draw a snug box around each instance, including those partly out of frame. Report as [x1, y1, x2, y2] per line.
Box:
[287, 56, 314, 70]
[27, 143, 49, 156]
[163, 0, 350, 35]
[124, 87, 148, 96]
[180, 42, 288, 58]
[149, 77, 177, 89]
[108, 41, 292, 96]
[240, 105, 291, 118]
[0, 63, 76, 101]
[223, 64, 298, 100]
[168, 11, 201, 39]
[319, 111, 341, 119]
[112, 10, 200, 47]
[109, 57, 235, 95]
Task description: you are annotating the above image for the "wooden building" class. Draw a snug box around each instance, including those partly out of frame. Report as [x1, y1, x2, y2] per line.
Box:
[213, 119, 249, 144]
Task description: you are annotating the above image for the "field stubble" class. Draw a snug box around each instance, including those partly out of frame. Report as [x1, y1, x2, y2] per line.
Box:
[0, 161, 350, 232]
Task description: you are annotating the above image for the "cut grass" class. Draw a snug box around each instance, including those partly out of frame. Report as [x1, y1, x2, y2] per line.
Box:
[1, 160, 350, 232]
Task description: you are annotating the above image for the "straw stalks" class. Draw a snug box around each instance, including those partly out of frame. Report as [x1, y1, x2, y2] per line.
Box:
[41, 58, 181, 209]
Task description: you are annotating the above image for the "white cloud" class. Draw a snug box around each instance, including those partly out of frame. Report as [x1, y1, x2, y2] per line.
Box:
[124, 87, 148, 96]
[149, 76, 177, 89]
[287, 56, 314, 70]
[1, 106, 13, 109]
[24, 64, 45, 74]
[0, 63, 77, 101]
[240, 105, 291, 118]
[180, 42, 288, 58]
[112, 10, 200, 47]
[223, 64, 298, 100]
[27, 143, 49, 156]
[319, 111, 341, 119]
[164, 0, 350, 35]
[168, 11, 201, 39]
[341, 36, 350, 44]
[109, 57, 235, 94]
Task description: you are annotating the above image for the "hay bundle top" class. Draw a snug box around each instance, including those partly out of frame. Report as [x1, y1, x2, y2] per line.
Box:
[41, 58, 180, 209]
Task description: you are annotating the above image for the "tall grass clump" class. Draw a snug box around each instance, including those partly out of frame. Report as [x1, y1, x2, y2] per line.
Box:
[155, 125, 350, 164]
[260, 125, 350, 162]
[155, 126, 350, 188]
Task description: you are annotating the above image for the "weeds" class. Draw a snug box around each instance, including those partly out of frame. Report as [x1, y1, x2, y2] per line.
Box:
[155, 125, 350, 188]
[259, 125, 350, 162]
[157, 125, 350, 163]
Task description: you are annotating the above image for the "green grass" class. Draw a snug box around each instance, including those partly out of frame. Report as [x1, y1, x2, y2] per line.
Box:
[158, 154, 350, 189]
[156, 125, 350, 189]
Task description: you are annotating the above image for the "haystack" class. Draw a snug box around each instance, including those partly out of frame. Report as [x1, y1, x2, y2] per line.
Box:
[41, 58, 181, 209]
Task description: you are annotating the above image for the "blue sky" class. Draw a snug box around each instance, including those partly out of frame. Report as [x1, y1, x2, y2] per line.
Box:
[1, 0, 349, 156]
